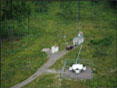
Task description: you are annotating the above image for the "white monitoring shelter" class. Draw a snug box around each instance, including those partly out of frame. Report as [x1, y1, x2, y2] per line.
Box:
[73, 32, 84, 46]
[51, 46, 59, 53]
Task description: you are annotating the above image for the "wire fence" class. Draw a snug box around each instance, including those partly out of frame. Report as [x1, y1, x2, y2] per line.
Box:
[60, 58, 94, 79]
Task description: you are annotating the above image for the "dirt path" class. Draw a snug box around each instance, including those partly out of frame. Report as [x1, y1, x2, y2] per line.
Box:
[11, 50, 67, 88]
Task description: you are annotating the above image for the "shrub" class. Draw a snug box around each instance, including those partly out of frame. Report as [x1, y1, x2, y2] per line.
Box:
[89, 36, 112, 46]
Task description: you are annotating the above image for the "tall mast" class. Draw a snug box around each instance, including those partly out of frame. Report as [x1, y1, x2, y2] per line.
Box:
[76, 45, 83, 63]
[77, 0, 80, 32]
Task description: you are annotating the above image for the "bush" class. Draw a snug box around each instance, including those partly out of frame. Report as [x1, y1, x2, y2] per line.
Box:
[109, 1, 117, 9]
[58, 1, 77, 20]
[1, 0, 33, 39]
[89, 36, 112, 46]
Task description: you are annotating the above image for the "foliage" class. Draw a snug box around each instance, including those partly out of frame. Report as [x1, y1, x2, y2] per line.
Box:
[1, 1, 116, 88]
[34, 1, 48, 13]
[1, 0, 48, 39]
[1, 0, 32, 21]
[89, 36, 112, 46]
[57, 1, 77, 20]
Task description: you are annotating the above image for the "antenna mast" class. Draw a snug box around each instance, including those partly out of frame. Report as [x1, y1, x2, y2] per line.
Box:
[76, 45, 83, 63]
[77, 0, 80, 32]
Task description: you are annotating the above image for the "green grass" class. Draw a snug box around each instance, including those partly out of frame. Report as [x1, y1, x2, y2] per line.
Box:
[22, 73, 90, 88]
[1, 1, 116, 88]
[1, 35, 48, 87]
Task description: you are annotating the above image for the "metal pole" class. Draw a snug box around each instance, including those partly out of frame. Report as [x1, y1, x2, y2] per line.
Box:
[78, 0, 80, 32]
[76, 45, 83, 63]
[60, 60, 66, 79]
[77, 0, 80, 32]
[64, 33, 68, 45]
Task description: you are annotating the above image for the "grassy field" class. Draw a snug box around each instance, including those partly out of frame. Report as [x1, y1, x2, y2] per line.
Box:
[1, 1, 116, 88]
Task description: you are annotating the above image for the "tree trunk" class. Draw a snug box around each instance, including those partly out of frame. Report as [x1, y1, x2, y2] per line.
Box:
[28, 13, 30, 34]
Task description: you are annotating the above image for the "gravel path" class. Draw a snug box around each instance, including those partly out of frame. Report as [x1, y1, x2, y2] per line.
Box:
[11, 50, 67, 88]
[63, 67, 93, 80]
[45, 69, 61, 73]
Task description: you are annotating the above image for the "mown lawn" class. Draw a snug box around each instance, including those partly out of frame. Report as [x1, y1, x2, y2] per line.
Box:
[1, 1, 116, 88]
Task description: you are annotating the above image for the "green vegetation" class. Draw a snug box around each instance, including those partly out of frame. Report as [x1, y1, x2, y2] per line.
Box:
[1, 1, 116, 88]
[23, 73, 90, 88]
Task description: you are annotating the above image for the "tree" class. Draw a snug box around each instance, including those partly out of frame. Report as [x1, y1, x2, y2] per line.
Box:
[1, 0, 33, 39]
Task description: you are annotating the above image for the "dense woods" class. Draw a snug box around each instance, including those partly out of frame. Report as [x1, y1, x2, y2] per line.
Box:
[1, 0, 116, 40]
[1, 0, 48, 39]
